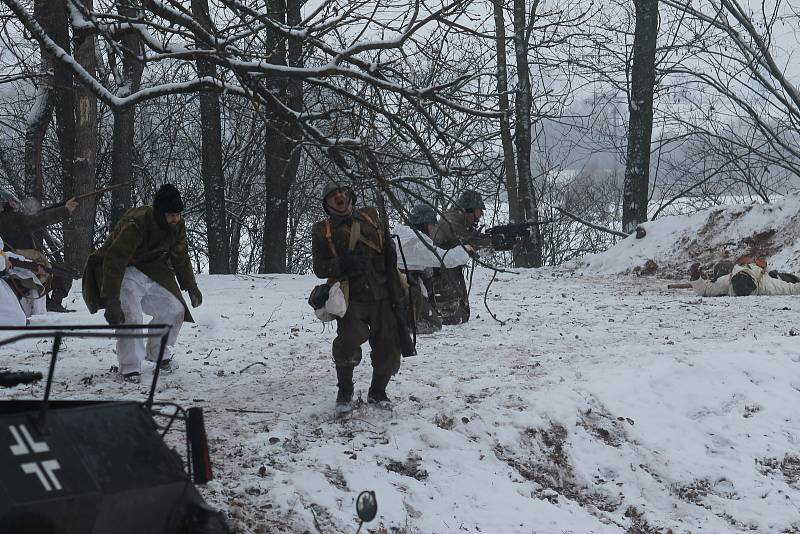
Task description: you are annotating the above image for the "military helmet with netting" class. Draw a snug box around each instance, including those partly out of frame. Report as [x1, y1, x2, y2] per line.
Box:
[408, 203, 437, 225]
[454, 189, 485, 211]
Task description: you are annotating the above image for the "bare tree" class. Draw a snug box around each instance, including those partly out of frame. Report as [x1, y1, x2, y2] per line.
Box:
[109, 0, 144, 226]
[491, 0, 522, 266]
[259, 0, 303, 274]
[191, 0, 229, 273]
[23, 0, 56, 198]
[658, 0, 800, 203]
[3, 0, 498, 207]
[64, 0, 98, 271]
[512, 0, 543, 267]
[621, 0, 659, 234]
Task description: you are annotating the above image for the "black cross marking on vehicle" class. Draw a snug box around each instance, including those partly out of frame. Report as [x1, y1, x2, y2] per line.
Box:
[8, 424, 62, 491]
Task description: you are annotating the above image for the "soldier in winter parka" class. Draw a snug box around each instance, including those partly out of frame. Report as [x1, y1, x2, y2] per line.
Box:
[310, 182, 402, 414]
[83, 184, 203, 383]
[393, 203, 471, 334]
[0, 237, 27, 327]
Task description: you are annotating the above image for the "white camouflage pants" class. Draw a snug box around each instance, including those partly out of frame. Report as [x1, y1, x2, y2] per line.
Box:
[0, 279, 26, 326]
[117, 267, 184, 374]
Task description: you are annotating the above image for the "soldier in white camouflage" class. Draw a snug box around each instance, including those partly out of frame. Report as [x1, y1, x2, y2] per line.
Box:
[393, 203, 471, 333]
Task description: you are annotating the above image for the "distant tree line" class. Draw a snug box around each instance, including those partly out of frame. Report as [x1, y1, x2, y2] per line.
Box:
[0, 0, 797, 273]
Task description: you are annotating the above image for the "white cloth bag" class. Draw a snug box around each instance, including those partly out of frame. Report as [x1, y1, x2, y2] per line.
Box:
[314, 282, 347, 322]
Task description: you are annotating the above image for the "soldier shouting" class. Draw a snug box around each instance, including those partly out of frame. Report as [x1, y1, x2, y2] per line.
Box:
[311, 182, 403, 413]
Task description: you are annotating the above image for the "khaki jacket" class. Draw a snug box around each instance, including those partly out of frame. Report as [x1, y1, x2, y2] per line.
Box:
[311, 207, 390, 302]
[82, 206, 197, 321]
[432, 210, 491, 251]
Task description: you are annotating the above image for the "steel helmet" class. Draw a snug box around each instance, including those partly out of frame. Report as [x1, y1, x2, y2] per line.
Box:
[322, 181, 356, 205]
[455, 189, 485, 211]
[408, 203, 437, 225]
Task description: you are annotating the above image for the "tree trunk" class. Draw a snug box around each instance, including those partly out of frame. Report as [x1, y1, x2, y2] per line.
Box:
[492, 0, 525, 267]
[64, 0, 97, 271]
[512, 0, 543, 267]
[192, 0, 230, 273]
[110, 0, 144, 227]
[24, 0, 56, 199]
[260, 122, 301, 274]
[228, 218, 241, 273]
[52, 0, 75, 200]
[622, 0, 659, 234]
[259, 0, 302, 274]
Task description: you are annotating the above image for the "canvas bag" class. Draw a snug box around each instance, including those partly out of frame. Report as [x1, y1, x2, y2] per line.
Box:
[313, 281, 347, 322]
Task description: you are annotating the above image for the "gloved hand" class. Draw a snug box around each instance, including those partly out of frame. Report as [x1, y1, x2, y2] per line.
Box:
[308, 283, 330, 309]
[340, 254, 368, 277]
[188, 286, 203, 308]
[104, 297, 125, 325]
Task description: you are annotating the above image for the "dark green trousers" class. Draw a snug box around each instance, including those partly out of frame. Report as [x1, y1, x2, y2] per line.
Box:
[406, 271, 442, 333]
[51, 262, 73, 297]
[332, 298, 401, 376]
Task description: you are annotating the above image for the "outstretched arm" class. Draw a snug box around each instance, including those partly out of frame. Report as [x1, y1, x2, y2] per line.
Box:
[15, 202, 76, 234]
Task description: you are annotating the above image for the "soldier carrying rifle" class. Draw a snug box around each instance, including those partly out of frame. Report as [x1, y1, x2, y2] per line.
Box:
[430, 189, 542, 324]
[0, 188, 79, 313]
[310, 182, 413, 414]
[430, 190, 492, 325]
[392, 203, 472, 334]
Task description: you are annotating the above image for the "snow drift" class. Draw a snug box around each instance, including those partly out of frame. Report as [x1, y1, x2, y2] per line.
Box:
[575, 193, 800, 278]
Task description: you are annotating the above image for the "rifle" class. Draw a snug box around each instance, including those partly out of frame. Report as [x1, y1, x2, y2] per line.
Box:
[364, 153, 416, 357]
[0, 371, 43, 388]
[484, 221, 549, 251]
[381, 214, 417, 357]
[8, 258, 81, 280]
[41, 184, 125, 211]
[667, 283, 693, 289]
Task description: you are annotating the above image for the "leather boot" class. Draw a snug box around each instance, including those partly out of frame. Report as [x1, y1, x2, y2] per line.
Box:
[335, 366, 354, 414]
[367, 371, 392, 409]
[46, 289, 74, 313]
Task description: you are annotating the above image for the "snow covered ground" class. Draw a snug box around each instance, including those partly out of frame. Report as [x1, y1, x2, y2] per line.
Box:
[2, 268, 800, 533]
[3, 198, 800, 533]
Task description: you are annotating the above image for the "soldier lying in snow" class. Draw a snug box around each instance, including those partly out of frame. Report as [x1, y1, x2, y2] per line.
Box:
[689, 257, 800, 297]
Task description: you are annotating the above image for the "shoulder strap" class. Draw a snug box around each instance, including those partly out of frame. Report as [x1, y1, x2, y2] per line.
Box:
[324, 212, 384, 258]
[356, 209, 383, 249]
[324, 219, 338, 257]
[348, 220, 360, 253]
